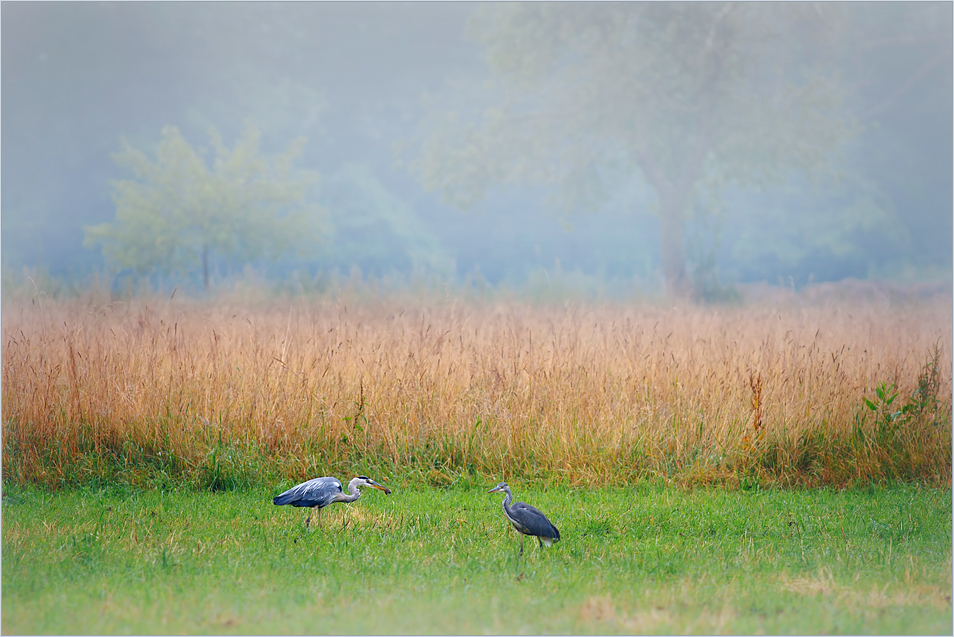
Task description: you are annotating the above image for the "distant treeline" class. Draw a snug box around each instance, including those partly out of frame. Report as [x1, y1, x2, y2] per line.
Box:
[2, 3, 951, 295]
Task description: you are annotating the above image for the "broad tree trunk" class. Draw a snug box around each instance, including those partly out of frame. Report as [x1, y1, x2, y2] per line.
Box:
[636, 150, 694, 299]
[202, 245, 210, 291]
[658, 192, 690, 298]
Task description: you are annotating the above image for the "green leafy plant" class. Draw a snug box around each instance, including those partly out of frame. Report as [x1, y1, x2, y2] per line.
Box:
[863, 381, 903, 432]
[864, 343, 946, 436]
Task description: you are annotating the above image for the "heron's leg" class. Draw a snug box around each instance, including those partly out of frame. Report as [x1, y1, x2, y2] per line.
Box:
[519, 534, 524, 556]
[305, 510, 312, 528]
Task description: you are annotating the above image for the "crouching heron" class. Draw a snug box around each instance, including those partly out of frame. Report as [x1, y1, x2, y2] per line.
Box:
[489, 482, 560, 555]
[273, 475, 391, 527]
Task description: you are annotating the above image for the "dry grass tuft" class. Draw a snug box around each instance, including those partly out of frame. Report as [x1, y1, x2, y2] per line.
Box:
[778, 569, 953, 610]
[3, 294, 951, 488]
[578, 595, 617, 624]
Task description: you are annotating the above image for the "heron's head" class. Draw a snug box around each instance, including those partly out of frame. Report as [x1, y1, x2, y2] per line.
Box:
[355, 476, 392, 495]
[488, 482, 509, 494]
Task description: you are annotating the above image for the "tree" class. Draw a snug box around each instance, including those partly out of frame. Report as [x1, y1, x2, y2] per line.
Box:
[414, 3, 856, 297]
[316, 163, 454, 277]
[85, 124, 320, 290]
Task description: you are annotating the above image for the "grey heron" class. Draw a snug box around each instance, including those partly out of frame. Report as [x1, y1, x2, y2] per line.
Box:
[489, 482, 560, 555]
[273, 475, 391, 527]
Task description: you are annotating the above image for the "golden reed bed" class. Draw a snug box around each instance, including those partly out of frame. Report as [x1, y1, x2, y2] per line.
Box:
[3, 293, 951, 488]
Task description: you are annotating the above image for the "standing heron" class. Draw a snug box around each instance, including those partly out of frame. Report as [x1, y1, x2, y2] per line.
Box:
[489, 482, 560, 555]
[273, 475, 391, 527]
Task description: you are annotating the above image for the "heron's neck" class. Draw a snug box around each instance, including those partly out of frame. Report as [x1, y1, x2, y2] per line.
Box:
[340, 479, 363, 503]
[500, 488, 513, 513]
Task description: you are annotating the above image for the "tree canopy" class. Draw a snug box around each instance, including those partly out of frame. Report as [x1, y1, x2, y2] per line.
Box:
[415, 3, 858, 296]
[84, 124, 320, 290]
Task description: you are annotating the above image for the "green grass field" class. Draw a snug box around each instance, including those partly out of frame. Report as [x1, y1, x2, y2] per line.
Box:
[2, 481, 950, 634]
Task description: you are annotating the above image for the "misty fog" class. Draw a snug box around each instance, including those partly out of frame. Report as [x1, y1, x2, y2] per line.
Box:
[2, 2, 951, 298]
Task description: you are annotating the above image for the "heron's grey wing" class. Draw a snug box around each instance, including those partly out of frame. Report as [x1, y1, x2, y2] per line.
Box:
[273, 477, 342, 507]
[509, 502, 560, 540]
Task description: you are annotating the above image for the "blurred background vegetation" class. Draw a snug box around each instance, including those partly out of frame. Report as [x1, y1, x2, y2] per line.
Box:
[2, 2, 951, 300]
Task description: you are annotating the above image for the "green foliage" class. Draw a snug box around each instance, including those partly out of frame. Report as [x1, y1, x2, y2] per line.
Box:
[864, 381, 904, 433]
[314, 163, 454, 276]
[726, 172, 911, 282]
[2, 484, 950, 634]
[84, 124, 321, 289]
[864, 343, 946, 436]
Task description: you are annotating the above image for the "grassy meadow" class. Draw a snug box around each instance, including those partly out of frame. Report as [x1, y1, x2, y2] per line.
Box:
[2, 290, 952, 633]
[3, 481, 952, 634]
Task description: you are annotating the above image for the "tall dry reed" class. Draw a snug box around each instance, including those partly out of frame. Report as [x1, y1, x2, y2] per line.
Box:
[3, 294, 951, 488]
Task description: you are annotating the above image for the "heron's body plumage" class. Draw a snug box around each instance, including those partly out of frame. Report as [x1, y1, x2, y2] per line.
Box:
[503, 501, 561, 543]
[273, 475, 390, 527]
[490, 482, 560, 554]
[272, 477, 344, 509]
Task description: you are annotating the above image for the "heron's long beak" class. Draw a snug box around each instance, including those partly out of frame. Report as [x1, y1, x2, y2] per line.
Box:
[488, 485, 502, 493]
[369, 480, 391, 495]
